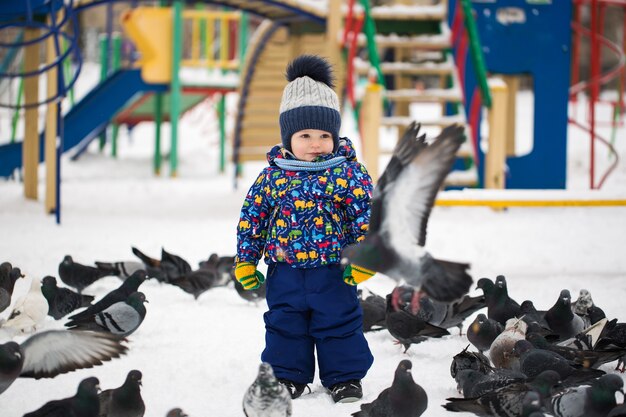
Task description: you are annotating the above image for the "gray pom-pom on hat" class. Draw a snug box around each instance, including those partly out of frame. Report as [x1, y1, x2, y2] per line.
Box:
[279, 55, 341, 152]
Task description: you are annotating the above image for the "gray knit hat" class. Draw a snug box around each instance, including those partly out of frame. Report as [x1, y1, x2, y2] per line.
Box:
[279, 55, 341, 152]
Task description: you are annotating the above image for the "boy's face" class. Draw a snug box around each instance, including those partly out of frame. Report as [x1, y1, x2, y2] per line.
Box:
[290, 129, 334, 162]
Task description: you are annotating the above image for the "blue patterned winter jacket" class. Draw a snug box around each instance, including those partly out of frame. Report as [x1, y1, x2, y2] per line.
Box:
[236, 138, 373, 268]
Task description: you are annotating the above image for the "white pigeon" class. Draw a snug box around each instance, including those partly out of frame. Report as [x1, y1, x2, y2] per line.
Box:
[342, 123, 472, 303]
[2, 277, 48, 333]
[243, 362, 292, 417]
[489, 317, 527, 369]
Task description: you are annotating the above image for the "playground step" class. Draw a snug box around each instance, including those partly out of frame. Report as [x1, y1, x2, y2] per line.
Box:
[355, 58, 455, 77]
[355, 26, 451, 50]
[380, 114, 466, 129]
[370, 4, 446, 21]
[384, 88, 463, 103]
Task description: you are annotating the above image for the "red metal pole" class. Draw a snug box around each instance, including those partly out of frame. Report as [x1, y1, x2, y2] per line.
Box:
[571, 3, 581, 104]
[590, 0, 599, 189]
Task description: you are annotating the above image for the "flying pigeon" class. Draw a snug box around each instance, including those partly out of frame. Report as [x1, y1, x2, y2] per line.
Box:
[545, 289, 585, 340]
[67, 270, 146, 322]
[23, 376, 101, 417]
[2, 276, 49, 333]
[243, 362, 292, 417]
[41, 276, 94, 320]
[0, 330, 126, 395]
[351, 359, 427, 417]
[66, 292, 148, 337]
[385, 288, 449, 352]
[467, 313, 504, 353]
[59, 255, 118, 294]
[342, 123, 472, 303]
[548, 374, 624, 417]
[359, 288, 387, 332]
[95, 261, 146, 281]
[489, 317, 527, 369]
[131, 247, 191, 283]
[99, 369, 145, 417]
[0, 262, 24, 313]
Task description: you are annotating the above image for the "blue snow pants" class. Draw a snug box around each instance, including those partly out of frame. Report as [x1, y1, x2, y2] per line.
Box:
[261, 262, 374, 388]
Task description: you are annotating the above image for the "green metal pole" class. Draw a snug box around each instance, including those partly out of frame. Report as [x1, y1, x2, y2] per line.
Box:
[10, 76, 24, 143]
[461, 0, 492, 108]
[170, 1, 183, 176]
[111, 33, 122, 157]
[62, 37, 75, 106]
[98, 34, 109, 151]
[218, 94, 226, 172]
[235, 12, 248, 176]
[154, 92, 163, 175]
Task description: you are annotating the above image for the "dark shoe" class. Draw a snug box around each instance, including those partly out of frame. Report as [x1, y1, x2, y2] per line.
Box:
[329, 380, 363, 403]
[278, 379, 310, 399]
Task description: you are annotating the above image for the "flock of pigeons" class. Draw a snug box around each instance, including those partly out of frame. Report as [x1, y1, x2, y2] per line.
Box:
[2, 122, 625, 416]
[0, 246, 256, 417]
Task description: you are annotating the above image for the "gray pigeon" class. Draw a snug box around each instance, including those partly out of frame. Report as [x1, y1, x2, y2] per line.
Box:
[23, 376, 100, 417]
[0, 262, 24, 313]
[444, 385, 542, 417]
[352, 359, 427, 417]
[243, 362, 292, 417]
[199, 253, 235, 287]
[571, 289, 606, 327]
[0, 330, 126, 395]
[548, 374, 624, 417]
[544, 289, 585, 340]
[342, 123, 472, 303]
[67, 270, 146, 322]
[449, 346, 494, 379]
[66, 292, 147, 337]
[484, 275, 522, 326]
[98, 369, 145, 417]
[467, 313, 503, 353]
[359, 288, 387, 332]
[41, 276, 94, 320]
[59, 255, 117, 294]
[95, 261, 146, 281]
[166, 409, 188, 417]
[454, 368, 527, 398]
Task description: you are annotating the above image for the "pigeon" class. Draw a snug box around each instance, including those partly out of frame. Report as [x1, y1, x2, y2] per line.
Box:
[342, 123, 472, 303]
[131, 247, 191, 283]
[166, 409, 188, 417]
[66, 292, 148, 337]
[548, 374, 624, 417]
[243, 362, 292, 417]
[199, 253, 235, 287]
[513, 339, 605, 383]
[454, 368, 527, 398]
[95, 261, 146, 281]
[385, 288, 449, 353]
[0, 330, 126, 395]
[467, 313, 504, 353]
[351, 359, 428, 417]
[444, 382, 541, 416]
[544, 289, 586, 340]
[170, 269, 219, 299]
[519, 300, 550, 329]
[489, 317, 527, 369]
[450, 346, 494, 379]
[394, 284, 486, 334]
[571, 289, 606, 327]
[359, 288, 387, 332]
[67, 270, 146, 322]
[59, 255, 118, 294]
[41, 276, 94, 320]
[232, 273, 266, 304]
[608, 403, 626, 417]
[2, 276, 49, 333]
[482, 275, 522, 325]
[0, 262, 24, 313]
[23, 376, 101, 417]
[98, 369, 145, 417]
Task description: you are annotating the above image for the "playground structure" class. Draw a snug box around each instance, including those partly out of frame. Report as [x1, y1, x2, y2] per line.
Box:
[1, 0, 625, 222]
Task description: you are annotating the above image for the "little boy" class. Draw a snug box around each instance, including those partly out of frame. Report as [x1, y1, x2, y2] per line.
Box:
[235, 55, 375, 403]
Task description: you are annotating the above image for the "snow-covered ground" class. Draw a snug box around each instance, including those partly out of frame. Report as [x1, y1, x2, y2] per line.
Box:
[0, 63, 625, 416]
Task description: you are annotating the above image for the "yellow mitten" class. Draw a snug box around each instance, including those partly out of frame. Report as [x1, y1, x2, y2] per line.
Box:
[235, 262, 265, 290]
[343, 264, 376, 286]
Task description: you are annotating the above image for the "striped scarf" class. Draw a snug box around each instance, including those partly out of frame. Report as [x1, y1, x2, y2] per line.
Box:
[273, 156, 346, 172]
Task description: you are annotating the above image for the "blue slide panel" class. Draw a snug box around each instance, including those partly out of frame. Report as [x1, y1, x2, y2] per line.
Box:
[0, 69, 166, 177]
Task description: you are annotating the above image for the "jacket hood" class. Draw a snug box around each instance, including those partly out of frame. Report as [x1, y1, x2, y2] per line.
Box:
[266, 137, 358, 166]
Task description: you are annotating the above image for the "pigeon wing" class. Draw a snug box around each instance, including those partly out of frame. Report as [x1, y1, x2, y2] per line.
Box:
[19, 330, 127, 379]
[381, 124, 464, 248]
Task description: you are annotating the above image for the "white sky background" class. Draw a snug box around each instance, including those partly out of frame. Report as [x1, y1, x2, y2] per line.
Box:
[0, 62, 625, 416]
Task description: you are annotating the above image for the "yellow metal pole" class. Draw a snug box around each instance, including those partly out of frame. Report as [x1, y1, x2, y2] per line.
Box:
[23, 28, 40, 200]
[361, 83, 382, 183]
[45, 18, 58, 213]
[206, 16, 214, 68]
[191, 16, 200, 63]
[220, 15, 228, 68]
[502, 75, 519, 156]
[485, 78, 508, 190]
[326, 0, 341, 70]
